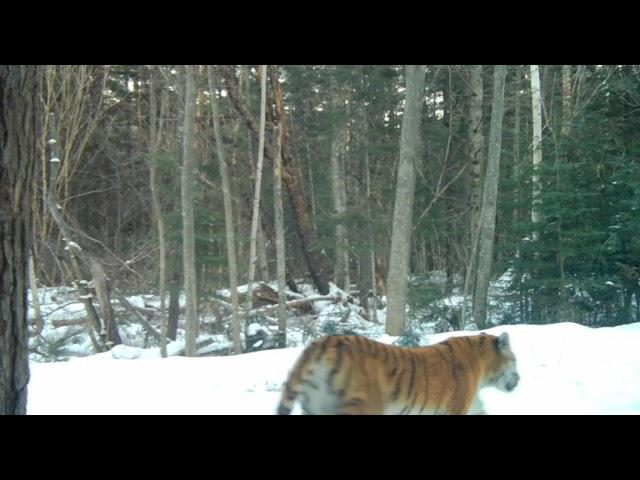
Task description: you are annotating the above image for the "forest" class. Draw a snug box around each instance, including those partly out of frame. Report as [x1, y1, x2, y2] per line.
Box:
[2, 65, 640, 414]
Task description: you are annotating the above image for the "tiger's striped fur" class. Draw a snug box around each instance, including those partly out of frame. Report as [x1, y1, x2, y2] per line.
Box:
[277, 332, 519, 415]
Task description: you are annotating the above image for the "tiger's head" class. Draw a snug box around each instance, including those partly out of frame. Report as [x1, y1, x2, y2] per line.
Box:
[483, 332, 520, 392]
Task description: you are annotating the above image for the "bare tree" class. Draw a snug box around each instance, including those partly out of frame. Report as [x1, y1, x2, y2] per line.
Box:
[386, 65, 426, 336]
[472, 65, 507, 329]
[273, 126, 287, 347]
[246, 65, 268, 311]
[467, 65, 485, 239]
[357, 97, 378, 323]
[182, 65, 199, 357]
[208, 65, 242, 354]
[38, 66, 108, 244]
[1, 65, 40, 415]
[330, 68, 350, 289]
[221, 65, 332, 295]
[148, 67, 169, 357]
[28, 254, 43, 337]
[561, 65, 572, 138]
[530, 65, 543, 240]
[512, 66, 523, 226]
[45, 113, 116, 351]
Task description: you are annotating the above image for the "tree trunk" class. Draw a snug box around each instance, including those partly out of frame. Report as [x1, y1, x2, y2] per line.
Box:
[273, 126, 288, 348]
[221, 65, 331, 295]
[168, 66, 185, 343]
[208, 65, 242, 354]
[385, 65, 425, 336]
[258, 208, 299, 292]
[28, 254, 43, 337]
[90, 259, 121, 347]
[304, 105, 318, 232]
[0, 65, 40, 415]
[472, 65, 507, 329]
[461, 65, 485, 327]
[257, 224, 270, 282]
[530, 65, 543, 240]
[561, 65, 572, 138]
[357, 98, 377, 322]
[467, 65, 485, 239]
[167, 272, 180, 341]
[246, 65, 268, 311]
[558, 65, 572, 287]
[181, 65, 199, 357]
[45, 113, 104, 351]
[330, 69, 349, 289]
[148, 68, 169, 358]
[512, 66, 522, 226]
[269, 65, 332, 295]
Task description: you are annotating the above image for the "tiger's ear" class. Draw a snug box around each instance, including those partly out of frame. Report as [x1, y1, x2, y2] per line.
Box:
[496, 332, 510, 353]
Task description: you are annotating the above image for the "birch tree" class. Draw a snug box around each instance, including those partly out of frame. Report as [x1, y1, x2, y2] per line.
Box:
[530, 65, 543, 239]
[561, 65, 572, 138]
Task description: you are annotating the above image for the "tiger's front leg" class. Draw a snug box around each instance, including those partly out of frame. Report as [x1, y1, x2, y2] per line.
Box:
[468, 396, 488, 415]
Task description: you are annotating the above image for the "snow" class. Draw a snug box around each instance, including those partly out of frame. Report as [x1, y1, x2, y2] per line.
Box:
[28, 347, 298, 415]
[27, 321, 640, 415]
[64, 241, 82, 251]
[24, 275, 640, 414]
[247, 323, 266, 336]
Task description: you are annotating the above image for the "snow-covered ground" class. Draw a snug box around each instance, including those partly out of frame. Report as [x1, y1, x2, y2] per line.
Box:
[27, 321, 640, 415]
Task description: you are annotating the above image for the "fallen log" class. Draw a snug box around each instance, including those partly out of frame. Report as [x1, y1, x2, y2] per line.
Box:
[112, 289, 162, 341]
[51, 317, 87, 328]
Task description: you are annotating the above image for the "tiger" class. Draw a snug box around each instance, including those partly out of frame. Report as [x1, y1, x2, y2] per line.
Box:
[276, 331, 519, 415]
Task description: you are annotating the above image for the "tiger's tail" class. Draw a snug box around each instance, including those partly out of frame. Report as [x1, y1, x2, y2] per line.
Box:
[276, 340, 323, 415]
[276, 370, 301, 415]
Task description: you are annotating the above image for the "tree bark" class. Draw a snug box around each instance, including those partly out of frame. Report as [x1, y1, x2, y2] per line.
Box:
[167, 272, 180, 341]
[181, 65, 199, 357]
[221, 65, 331, 295]
[0, 65, 40, 415]
[90, 258, 121, 347]
[512, 66, 522, 226]
[269, 65, 332, 295]
[561, 65, 572, 138]
[28, 254, 43, 337]
[273, 126, 288, 348]
[246, 65, 268, 311]
[45, 113, 104, 351]
[208, 65, 242, 354]
[330, 69, 349, 289]
[385, 65, 425, 336]
[472, 65, 507, 329]
[148, 68, 169, 358]
[467, 65, 485, 239]
[530, 65, 543, 240]
[257, 224, 270, 282]
[357, 98, 378, 322]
